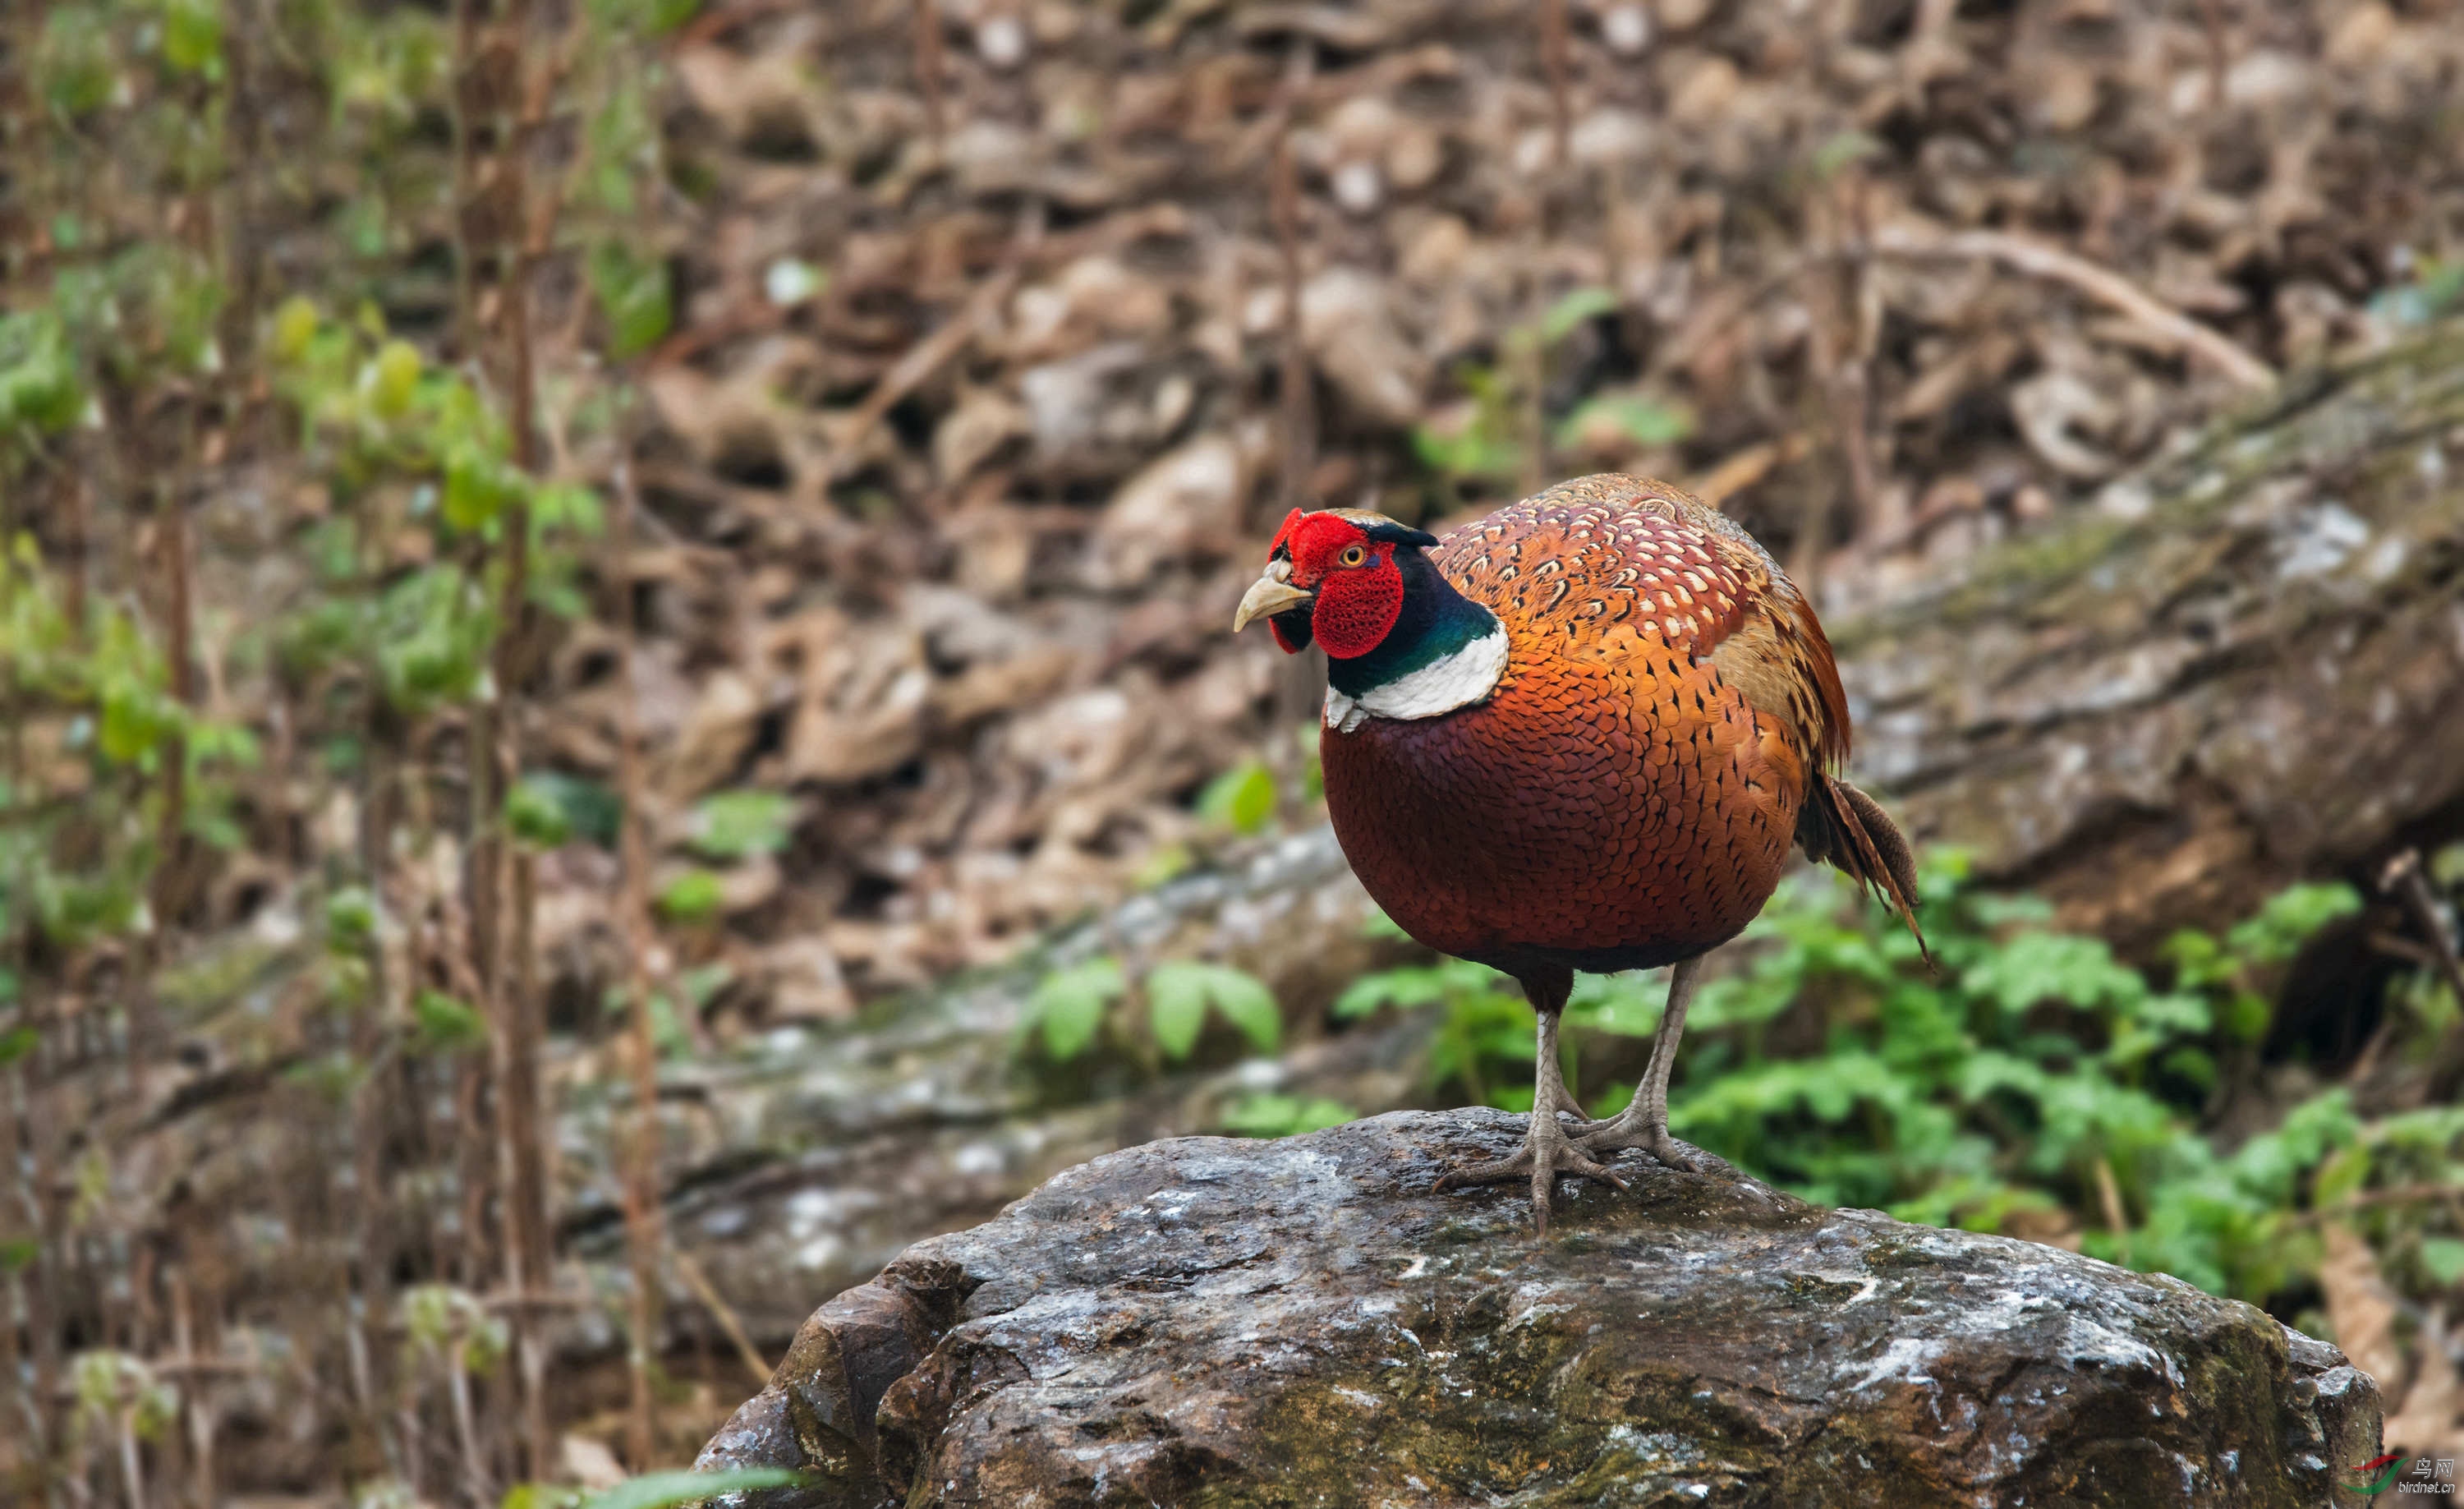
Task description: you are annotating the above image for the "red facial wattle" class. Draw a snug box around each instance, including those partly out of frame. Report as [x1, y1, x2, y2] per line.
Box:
[1274, 513, 1405, 660]
[1309, 555, 1404, 657]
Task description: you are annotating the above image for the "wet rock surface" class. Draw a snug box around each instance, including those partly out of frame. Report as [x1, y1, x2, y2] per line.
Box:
[698, 1109, 2379, 1508]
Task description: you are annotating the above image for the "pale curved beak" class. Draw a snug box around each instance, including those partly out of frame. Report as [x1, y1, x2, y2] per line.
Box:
[1233, 573, 1313, 633]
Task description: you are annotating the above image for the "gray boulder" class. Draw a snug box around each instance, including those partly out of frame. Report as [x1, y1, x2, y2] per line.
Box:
[698, 1109, 2379, 1507]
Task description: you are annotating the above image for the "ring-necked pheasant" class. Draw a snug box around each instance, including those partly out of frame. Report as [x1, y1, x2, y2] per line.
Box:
[1232, 473, 1925, 1232]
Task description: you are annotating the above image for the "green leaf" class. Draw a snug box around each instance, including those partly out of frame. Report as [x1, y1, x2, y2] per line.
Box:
[501, 1484, 573, 1509]
[1146, 961, 1280, 1060]
[369, 339, 422, 419]
[0, 311, 85, 436]
[578, 1468, 808, 1509]
[1222, 1093, 1354, 1138]
[160, 0, 225, 76]
[1812, 128, 1883, 179]
[443, 444, 527, 533]
[0, 1026, 39, 1067]
[1961, 932, 2144, 1016]
[1538, 286, 1619, 345]
[1556, 393, 1695, 452]
[520, 771, 623, 848]
[1333, 965, 1454, 1019]
[271, 297, 319, 363]
[505, 776, 575, 849]
[2311, 1143, 2371, 1208]
[2223, 989, 2272, 1044]
[1195, 760, 1276, 835]
[413, 990, 488, 1054]
[687, 790, 795, 861]
[98, 679, 177, 765]
[589, 242, 674, 360]
[2421, 1236, 2464, 1286]
[324, 887, 379, 954]
[1148, 970, 1207, 1060]
[39, 11, 114, 117]
[2224, 881, 2361, 967]
[657, 870, 725, 924]
[1026, 957, 1124, 1061]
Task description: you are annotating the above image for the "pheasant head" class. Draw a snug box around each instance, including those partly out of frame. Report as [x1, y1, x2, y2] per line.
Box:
[1232, 508, 1507, 731]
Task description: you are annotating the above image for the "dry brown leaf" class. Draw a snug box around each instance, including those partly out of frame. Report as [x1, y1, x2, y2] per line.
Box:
[2384, 1303, 2462, 1461]
[2321, 1224, 2406, 1398]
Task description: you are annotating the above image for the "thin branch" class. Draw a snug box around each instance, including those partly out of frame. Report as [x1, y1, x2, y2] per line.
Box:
[670, 1248, 773, 1392]
[612, 459, 665, 1467]
[1271, 43, 1316, 516]
[1686, 433, 1813, 510]
[1870, 226, 2277, 391]
[1539, 0, 1572, 172]
[913, 0, 947, 147]
[2381, 849, 2464, 1014]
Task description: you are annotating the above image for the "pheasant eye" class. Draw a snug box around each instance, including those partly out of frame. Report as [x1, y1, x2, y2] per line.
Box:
[1340, 545, 1367, 568]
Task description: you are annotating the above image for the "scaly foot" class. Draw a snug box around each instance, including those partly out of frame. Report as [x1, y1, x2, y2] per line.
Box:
[1434, 1107, 1627, 1235]
[1572, 1107, 1711, 1172]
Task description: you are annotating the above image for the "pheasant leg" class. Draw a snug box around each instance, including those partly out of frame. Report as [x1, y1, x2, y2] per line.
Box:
[1575, 955, 1712, 1171]
[1434, 1006, 1625, 1235]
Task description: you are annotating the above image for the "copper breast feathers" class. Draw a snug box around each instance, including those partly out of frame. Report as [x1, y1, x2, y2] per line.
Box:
[1319, 475, 1847, 972]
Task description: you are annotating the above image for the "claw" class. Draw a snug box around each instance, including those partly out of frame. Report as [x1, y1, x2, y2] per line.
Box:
[1435, 1115, 1628, 1233]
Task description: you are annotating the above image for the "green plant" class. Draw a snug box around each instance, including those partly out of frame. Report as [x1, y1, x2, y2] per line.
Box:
[1223, 1093, 1356, 1138]
[499, 1467, 810, 1509]
[1016, 955, 1283, 1066]
[1147, 960, 1280, 1060]
[655, 868, 725, 924]
[1018, 956, 1127, 1060]
[1330, 853, 2455, 1306]
[1335, 950, 1536, 1108]
[1195, 757, 1277, 835]
[684, 789, 796, 861]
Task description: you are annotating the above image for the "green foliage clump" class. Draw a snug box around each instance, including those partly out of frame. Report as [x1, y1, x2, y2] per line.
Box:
[1223, 1093, 1356, 1138]
[685, 789, 796, 861]
[1328, 853, 2456, 1306]
[1147, 960, 1280, 1059]
[1018, 955, 1285, 1067]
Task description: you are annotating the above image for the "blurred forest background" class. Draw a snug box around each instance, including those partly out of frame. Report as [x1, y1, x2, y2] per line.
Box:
[3, 0, 2463, 1502]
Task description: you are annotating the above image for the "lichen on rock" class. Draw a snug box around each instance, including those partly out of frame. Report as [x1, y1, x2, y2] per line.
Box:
[698, 1109, 2379, 1507]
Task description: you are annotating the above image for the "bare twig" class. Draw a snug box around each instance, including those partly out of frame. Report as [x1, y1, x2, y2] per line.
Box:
[1795, 172, 1879, 586]
[457, 0, 560, 1482]
[2379, 849, 2464, 1010]
[1539, 0, 1572, 172]
[1686, 433, 1814, 510]
[913, 0, 947, 146]
[1871, 226, 2277, 391]
[2295, 1181, 2464, 1226]
[670, 1249, 774, 1392]
[2197, 0, 2231, 112]
[611, 459, 667, 1467]
[1271, 44, 1317, 516]
[2093, 1157, 2131, 1267]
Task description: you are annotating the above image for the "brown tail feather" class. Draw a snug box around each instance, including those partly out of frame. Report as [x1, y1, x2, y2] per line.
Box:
[1796, 775, 1932, 968]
